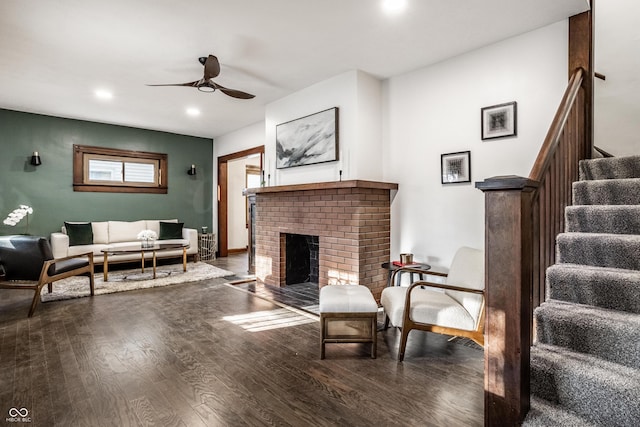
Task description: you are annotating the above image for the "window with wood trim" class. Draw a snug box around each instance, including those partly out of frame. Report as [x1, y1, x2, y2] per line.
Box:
[73, 145, 168, 193]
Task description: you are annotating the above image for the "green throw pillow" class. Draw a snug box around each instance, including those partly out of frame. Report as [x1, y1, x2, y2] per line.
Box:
[159, 222, 184, 240]
[65, 222, 93, 246]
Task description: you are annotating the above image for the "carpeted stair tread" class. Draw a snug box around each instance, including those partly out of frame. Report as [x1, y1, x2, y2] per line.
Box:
[529, 155, 640, 424]
[547, 263, 640, 313]
[530, 343, 640, 426]
[573, 178, 640, 205]
[579, 155, 640, 181]
[565, 205, 640, 234]
[535, 300, 640, 369]
[522, 396, 597, 427]
[556, 232, 640, 270]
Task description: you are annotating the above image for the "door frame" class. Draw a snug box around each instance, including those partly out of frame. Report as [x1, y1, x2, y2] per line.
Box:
[217, 145, 264, 257]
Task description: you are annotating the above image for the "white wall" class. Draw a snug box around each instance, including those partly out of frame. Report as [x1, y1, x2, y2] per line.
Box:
[384, 21, 568, 269]
[212, 120, 264, 235]
[354, 72, 384, 180]
[264, 70, 383, 186]
[213, 120, 265, 159]
[214, 21, 570, 269]
[227, 157, 246, 250]
[594, 0, 640, 156]
[227, 156, 260, 250]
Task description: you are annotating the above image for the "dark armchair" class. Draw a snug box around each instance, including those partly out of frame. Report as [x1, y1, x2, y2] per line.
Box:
[0, 235, 94, 317]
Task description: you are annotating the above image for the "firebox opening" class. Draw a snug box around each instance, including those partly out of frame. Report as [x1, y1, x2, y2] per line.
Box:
[285, 234, 319, 285]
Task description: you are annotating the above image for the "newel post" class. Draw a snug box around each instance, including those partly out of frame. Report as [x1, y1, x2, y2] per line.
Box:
[476, 176, 538, 426]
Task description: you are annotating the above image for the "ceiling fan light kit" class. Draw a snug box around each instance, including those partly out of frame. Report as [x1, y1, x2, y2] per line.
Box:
[197, 84, 215, 93]
[148, 54, 255, 99]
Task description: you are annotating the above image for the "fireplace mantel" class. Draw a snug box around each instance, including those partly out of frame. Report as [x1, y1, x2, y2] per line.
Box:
[250, 179, 398, 302]
[246, 179, 398, 195]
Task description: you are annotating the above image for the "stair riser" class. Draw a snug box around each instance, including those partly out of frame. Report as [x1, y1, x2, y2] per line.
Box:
[573, 179, 640, 205]
[523, 397, 595, 427]
[535, 307, 640, 370]
[557, 233, 640, 270]
[565, 206, 640, 235]
[547, 265, 640, 314]
[531, 351, 640, 425]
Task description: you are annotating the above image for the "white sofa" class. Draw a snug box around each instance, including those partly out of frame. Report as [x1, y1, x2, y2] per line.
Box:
[51, 219, 198, 263]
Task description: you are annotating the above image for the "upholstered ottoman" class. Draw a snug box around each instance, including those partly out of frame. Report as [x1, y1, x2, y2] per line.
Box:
[319, 285, 378, 359]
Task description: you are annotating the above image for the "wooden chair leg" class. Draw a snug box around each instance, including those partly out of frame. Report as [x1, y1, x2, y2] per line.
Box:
[383, 315, 390, 330]
[88, 273, 95, 296]
[470, 332, 484, 347]
[398, 326, 411, 362]
[28, 284, 45, 317]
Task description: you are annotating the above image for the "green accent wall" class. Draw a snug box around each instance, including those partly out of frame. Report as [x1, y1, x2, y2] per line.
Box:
[0, 109, 213, 238]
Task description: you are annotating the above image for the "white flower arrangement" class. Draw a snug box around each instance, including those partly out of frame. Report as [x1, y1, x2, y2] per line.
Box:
[3, 205, 34, 232]
[137, 229, 158, 241]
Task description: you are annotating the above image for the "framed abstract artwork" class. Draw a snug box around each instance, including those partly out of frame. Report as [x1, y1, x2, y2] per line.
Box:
[481, 101, 517, 140]
[276, 107, 339, 169]
[441, 151, 471, 184]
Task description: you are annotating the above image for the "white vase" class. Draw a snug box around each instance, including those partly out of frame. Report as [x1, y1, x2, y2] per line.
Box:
[141, 239, 155, 249]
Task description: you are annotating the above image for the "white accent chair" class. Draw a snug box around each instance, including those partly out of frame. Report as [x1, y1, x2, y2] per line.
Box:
[380, 246, 485, 361]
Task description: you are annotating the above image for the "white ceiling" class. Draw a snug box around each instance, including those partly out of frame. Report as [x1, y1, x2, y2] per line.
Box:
[0, 0, 589, 140]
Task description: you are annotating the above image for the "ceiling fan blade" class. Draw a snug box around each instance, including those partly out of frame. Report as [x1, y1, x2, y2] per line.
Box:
[212, 82, 255, 99]
[146, 80, 200, 88]
[147, 56, 254, 99]
[201, 55, 221, 80]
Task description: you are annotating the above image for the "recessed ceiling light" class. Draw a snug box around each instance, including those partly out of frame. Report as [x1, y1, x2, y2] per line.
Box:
[186, 107, 201, 117]
[94, 89, 113, 100]
[382, 0, 407, 14]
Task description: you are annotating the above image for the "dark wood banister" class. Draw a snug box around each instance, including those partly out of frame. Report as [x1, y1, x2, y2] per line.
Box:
[476, 67, 589, 426]
[476, 8, 593, 425]
[594, 145, 615, 158]
[530, 68, 585, 181]
[529, 67, 588, 310]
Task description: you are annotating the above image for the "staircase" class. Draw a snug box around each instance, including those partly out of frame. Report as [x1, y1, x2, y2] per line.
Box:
[523, 155, 640, 426]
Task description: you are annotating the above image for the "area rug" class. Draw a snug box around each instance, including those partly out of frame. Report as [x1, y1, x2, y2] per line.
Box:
[41, 262, 234, 302]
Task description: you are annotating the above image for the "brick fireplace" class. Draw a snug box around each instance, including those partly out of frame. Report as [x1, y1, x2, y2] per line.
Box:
[248, 180, 398, 302]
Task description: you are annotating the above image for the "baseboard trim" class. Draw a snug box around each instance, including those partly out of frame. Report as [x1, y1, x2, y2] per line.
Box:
[228, 248, 248, 254]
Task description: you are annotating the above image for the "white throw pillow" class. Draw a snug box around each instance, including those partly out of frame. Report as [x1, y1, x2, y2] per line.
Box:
[108, 220, 146, 243]
[92, 221, 109, 244]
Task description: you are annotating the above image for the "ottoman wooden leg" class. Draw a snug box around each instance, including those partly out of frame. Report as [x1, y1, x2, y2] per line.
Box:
[320, 315, 326, 359]
[319, 285, 379, 359]
[371, 314, 377, 359]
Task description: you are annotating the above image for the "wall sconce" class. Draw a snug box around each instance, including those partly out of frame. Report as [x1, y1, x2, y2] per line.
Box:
[30, 151, 42, 166]
[187, 164, 197, 175]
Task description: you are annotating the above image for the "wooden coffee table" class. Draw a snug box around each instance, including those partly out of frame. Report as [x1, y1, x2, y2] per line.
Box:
[101, 242, 189, 281]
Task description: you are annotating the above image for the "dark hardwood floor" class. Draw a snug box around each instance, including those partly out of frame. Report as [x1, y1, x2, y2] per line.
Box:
[0, 254, 483, 426]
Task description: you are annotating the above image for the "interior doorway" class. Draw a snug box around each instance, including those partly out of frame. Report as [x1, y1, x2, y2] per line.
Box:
[217, 145, 264, 257]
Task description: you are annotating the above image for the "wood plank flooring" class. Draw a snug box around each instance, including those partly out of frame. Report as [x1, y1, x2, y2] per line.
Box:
[0, 258, 483, 426]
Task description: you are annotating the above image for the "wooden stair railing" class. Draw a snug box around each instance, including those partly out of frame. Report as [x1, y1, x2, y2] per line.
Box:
[529, 68, 589, 310]
[476, 65, 591, 426]
[474, 8, 593, 424]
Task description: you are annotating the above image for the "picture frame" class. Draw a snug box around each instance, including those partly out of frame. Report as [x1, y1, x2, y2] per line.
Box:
[276, 107, 339, 169]
[441, 151, 471, 184]
[481, 101, 517, 140]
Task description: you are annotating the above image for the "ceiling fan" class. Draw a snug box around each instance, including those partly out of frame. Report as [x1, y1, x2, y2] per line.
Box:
[147, 55, 255, 99]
